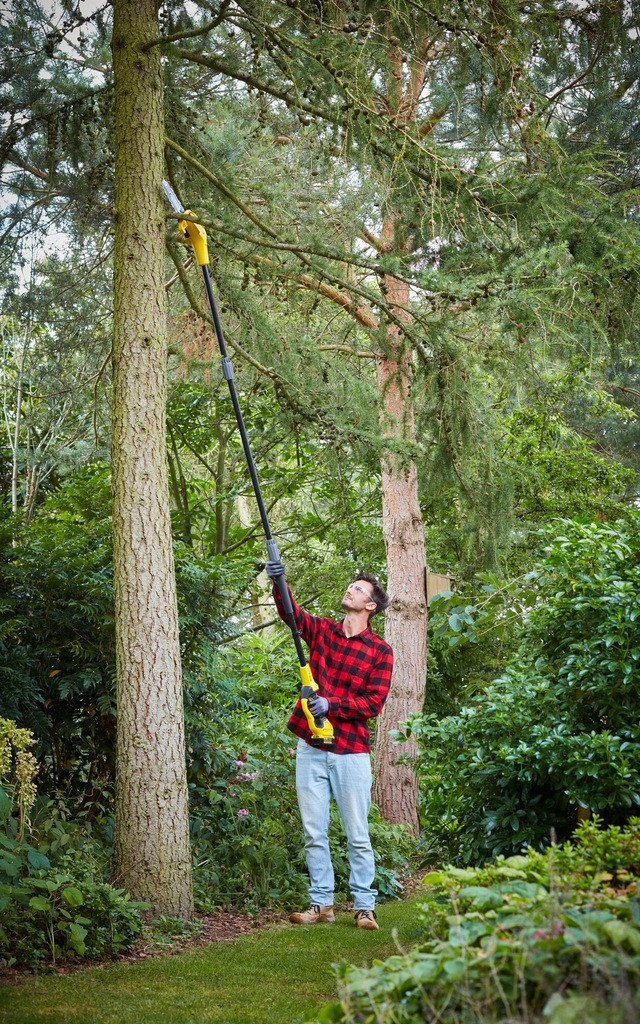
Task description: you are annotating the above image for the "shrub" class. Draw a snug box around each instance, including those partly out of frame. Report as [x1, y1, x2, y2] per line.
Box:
[1, 869, 145, 967]
[0, 463, 236, 802]
[0, 809, 146, 968]
[411, 515, 640, 863]
[318, 820, 640, 1024]
[0, 738, 145, 968]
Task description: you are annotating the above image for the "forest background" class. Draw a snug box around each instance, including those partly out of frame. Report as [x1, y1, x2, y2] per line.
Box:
[0, 0, 639, 1010]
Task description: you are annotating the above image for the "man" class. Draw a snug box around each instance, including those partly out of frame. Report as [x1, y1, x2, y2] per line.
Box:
[265, 561, 393, 931]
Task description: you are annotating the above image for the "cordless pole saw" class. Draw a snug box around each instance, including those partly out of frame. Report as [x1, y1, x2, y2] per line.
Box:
[162, 180, 333, 746]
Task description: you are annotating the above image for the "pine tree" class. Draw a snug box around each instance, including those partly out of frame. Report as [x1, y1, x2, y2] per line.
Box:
[1, 0, 637, 841]
[110, 0, 193, 918]
[153, 0, 638, 829]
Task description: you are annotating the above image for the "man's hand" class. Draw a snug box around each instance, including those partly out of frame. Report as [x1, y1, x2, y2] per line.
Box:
[307, 694, 329, 718]
[265, 560, 286, 579]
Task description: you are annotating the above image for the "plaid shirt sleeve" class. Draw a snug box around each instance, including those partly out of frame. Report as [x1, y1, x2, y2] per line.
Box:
[272, 581, 322, 645]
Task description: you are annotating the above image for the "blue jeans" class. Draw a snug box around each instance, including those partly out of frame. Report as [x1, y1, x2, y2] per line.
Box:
[295, 738, 377, 911]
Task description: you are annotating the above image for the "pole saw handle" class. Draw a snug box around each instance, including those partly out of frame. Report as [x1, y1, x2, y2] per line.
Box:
[299, 665, 334, 745]
[272, 571, 334, 747]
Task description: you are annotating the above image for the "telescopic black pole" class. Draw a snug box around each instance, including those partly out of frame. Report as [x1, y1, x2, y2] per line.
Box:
[161, 180, 333, 744]
[199, 264, 308, 664]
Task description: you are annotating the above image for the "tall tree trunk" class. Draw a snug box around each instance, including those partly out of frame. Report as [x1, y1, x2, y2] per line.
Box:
[111, 0, 193, 919]
[4, 326, 28, 517]
[372, 43, 429, 834]
[372, 229, 427, 835]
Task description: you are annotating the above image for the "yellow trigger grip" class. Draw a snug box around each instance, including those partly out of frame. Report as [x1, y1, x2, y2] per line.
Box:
[299, 664, 334, 745]
[178, 212, 209, 266]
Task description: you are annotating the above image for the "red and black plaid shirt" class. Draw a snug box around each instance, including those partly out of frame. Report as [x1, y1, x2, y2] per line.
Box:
[273, 584, 393, 754]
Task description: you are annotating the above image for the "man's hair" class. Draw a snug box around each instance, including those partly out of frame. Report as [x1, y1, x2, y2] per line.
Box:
[356, 572, 390, 618]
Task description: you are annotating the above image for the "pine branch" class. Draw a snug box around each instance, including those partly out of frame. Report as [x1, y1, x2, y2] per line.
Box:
[164, 138, 415, 335]
[544, 41, 606, 126]
[168, 46, 329, 123]
[165, 237, 283, 384]
[141, 2, 231, 50]
[417, 106, 449, 138]
[359, 227, 390, 253]
[297, 273, 378, 331]
[317, 345, 374, 359]
[166, 256, 194, 290]
[166, 241, 384, 445]
[6, 152, 51, 183]
[187, 214, 407, 282]
[169, 31, 470, 197]
[165, 136, 280, 240]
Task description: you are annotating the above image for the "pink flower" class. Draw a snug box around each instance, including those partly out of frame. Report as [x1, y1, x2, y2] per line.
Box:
[532, 922, 564, 941]
[288, 748, 296, 756]
[237, 808, 249, 817]
[237, 771, 259, 781]
[233, 759, 245, 768]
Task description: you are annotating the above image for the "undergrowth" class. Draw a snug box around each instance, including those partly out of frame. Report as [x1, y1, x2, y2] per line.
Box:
[317, 818, 640, 1024]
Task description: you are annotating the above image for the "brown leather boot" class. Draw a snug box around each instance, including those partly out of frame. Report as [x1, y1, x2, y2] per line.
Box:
[289, 904, 335, 925]
[354, 909, 379, 930]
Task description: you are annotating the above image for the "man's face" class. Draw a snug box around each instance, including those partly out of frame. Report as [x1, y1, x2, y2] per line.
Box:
[341, 579, 376, 616]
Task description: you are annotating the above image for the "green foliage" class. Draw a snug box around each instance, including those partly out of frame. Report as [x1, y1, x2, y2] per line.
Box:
[1, 869, 145, 968]
[0, 717, 37, 840]
[502, 377, 636, 543]
[319, 820, 640, 1024]
[0, 464, 116, 792]
[190, 718, 310, 912]
[422, 368, 637, 587]
[0, 461, 237, 797]
[422, 574, 533, 721]
[413, 514, 640, 863]
[430, 816, 640, 896]
[0, 796, 144, 967]
[424, 370, 637, 710]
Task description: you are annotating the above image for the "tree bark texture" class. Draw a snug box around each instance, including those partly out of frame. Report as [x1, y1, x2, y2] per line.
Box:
[372, 245, 427, 836]
[111, 0, 193, 919]
[371, 44, 429, 835]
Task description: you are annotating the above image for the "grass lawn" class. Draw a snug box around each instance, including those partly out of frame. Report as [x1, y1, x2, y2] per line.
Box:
[0, 898, 423, 1024]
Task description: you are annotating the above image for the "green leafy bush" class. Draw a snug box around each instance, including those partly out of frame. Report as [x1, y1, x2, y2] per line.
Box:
[1, 867, 145, 967]
[411, 515, 640, 863]
[0, 773, 145, 967]
[0, 822, 146, 968]
[0, 462, 236, 802]
[318, 820, 640, 1024]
